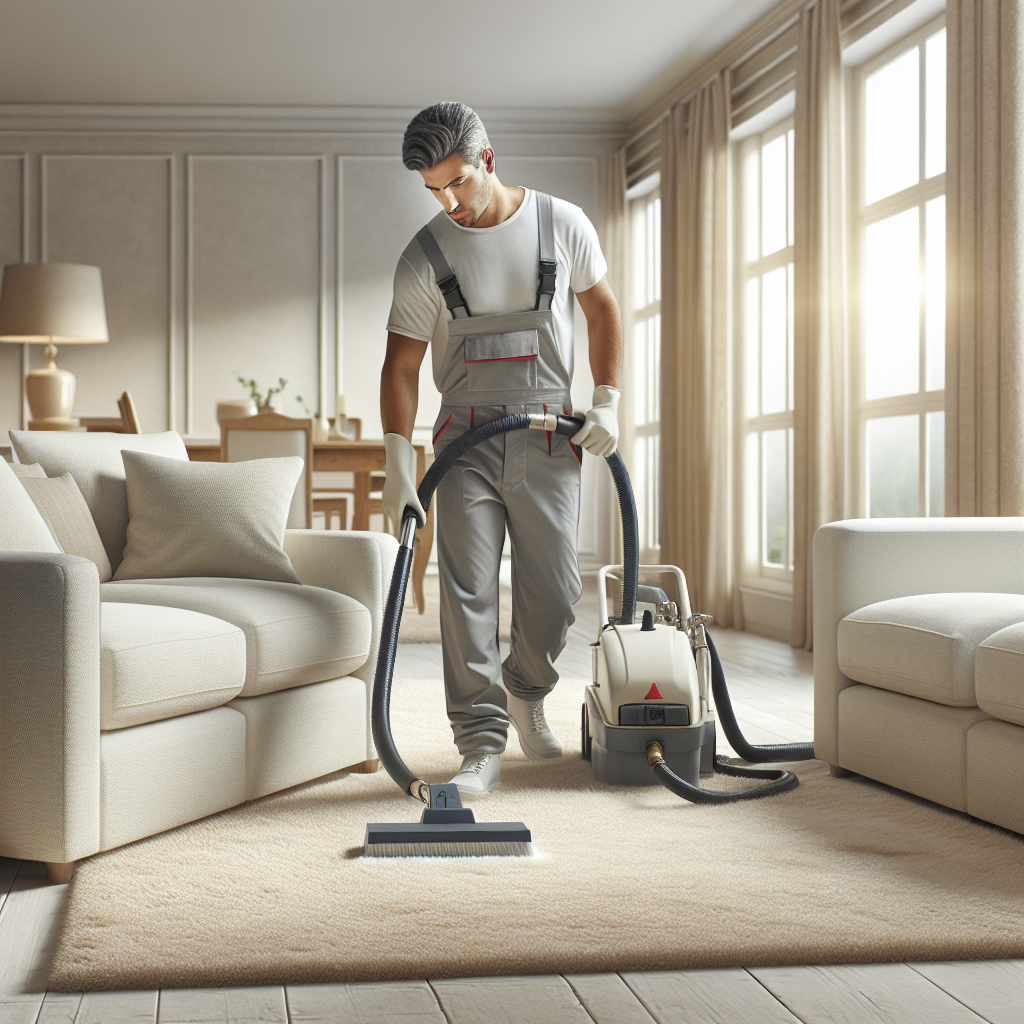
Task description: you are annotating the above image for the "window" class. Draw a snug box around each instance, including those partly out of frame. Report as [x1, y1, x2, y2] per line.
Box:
[852, 19, 946, 518]
[624, 176, 661, 561]
[736, 119, 795, 584]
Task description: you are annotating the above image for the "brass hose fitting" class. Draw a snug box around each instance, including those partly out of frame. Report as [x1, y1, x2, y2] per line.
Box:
[646, 741, 666, 769]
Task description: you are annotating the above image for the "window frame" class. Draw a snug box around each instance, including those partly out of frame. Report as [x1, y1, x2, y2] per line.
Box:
[847, 13, 947, 519]
[622, 174, 662, 562]
[734, 115, 796, 593]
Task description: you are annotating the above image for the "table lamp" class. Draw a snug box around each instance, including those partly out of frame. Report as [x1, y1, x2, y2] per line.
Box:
[0, 263, 109, 430]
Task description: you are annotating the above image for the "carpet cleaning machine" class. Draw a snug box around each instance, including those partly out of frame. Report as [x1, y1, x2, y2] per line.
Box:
[365, 412, 815, 857]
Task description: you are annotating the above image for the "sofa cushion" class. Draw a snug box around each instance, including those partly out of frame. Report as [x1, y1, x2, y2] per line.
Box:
[976, 622, 1024, 726]
[229, 677, 370, 799]
[0, 458, 61, 554]
[21, 474, 113, 582]
[100, 602, 245, 730]
[101, 577, 371, 697]
[115, 450, 302, 585]
[838, 683, 991, 812]
[9, 429, 188, 572]
[99, 707, 246, 852]
[838, 593, 1024, 706]
[966, 719, 1024, 834]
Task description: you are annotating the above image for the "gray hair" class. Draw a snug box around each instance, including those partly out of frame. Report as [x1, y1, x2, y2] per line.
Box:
[402, 103, 490, 171]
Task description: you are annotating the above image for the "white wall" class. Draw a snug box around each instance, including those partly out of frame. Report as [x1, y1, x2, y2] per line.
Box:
[0, 105, 621, 570]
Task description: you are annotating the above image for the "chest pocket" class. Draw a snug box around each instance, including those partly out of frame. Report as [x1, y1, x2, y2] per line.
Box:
[464, 329, 539, 391]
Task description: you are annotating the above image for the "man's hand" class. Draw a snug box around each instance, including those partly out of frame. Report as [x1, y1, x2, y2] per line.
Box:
[571, 385, 620, 457]
[383, 433, 426, 529]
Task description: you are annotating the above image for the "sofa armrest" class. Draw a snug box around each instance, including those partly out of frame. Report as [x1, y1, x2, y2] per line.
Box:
[812, 517, 1024, 763]
[283, 529, 399, 691]
[0, 552, 101, 863]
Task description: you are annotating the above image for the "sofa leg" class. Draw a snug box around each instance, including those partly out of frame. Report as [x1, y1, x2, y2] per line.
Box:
[351, 758, 380, 774]
[829, 763, 855, 778]
[46, 861, 77, 884]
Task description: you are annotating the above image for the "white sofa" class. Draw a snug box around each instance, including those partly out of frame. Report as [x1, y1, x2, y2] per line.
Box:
[0, 431, 397, 880]
[813, 518, 1024, 834]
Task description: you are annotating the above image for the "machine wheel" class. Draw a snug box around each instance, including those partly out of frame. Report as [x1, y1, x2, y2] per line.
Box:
[581, 702, 592, 761]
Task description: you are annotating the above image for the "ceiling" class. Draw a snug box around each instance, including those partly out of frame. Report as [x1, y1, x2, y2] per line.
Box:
[0, 0, 783, 123]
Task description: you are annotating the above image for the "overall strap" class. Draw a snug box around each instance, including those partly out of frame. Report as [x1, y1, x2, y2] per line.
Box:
[416, 225, 470, 319]
[536, 192, 557, 312]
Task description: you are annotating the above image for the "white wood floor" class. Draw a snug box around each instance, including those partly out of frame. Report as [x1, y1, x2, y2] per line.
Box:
[1, 582, 1020, 1024]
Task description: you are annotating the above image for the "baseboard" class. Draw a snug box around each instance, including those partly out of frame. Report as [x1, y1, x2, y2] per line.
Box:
[740, 587, 793, 644]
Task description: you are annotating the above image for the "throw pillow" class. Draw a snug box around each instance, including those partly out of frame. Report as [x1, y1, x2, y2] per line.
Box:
[8, 462, 47, 480]
[20, 474, 114, 582]
[8, 430, 189, 572]
[114, 451, 303, 585]
[0, 459, 61, 553]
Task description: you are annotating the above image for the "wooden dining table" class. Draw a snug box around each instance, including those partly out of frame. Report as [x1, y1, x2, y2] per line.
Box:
[185, 437, 434, 615]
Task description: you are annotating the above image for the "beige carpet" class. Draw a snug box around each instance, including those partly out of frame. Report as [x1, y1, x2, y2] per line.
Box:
[399, 575, 512, 643]
[50, 675, 1023, 992]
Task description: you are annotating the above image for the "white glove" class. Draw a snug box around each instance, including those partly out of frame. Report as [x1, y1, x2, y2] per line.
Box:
[571, 385, 620, 457]
[383, 433, 426, 530]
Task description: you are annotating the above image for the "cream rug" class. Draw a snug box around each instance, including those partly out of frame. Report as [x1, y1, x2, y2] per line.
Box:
[50, 675, 1024, 992]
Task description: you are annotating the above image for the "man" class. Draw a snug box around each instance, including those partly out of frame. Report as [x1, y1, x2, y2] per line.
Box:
[381, 102, 622, 794]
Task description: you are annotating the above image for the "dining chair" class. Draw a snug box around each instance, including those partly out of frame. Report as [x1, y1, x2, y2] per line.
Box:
[312, 494, 348, 530]
[220, 412, 313, 529]
[80, 390, 141, 433]
[117, 391, 141, 433]
[312, 416, 387, 531]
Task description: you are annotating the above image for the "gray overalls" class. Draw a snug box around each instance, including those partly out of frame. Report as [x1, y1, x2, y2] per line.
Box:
[417, 192, 583, 755]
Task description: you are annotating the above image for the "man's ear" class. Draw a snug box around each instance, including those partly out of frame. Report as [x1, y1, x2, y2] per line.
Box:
[482, 148, 495, 173]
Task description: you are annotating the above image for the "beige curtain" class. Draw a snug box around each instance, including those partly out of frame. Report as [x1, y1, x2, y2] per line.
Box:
[791, 0, 847, 651]
[946, 0, 1024, 516]
[659, 71, 739, 625]
[604, 146, 629, 563]
[603, 147, 629, 318]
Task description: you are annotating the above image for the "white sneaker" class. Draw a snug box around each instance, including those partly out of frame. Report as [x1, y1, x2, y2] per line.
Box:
[450, 752, 501, 795]
[507, 693, 563, 760]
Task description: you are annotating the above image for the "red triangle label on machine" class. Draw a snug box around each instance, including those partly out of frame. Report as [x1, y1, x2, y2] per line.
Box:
[645, 684, 664, 700]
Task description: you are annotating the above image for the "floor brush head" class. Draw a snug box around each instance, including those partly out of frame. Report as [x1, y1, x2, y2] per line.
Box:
[364, 809, 533, 858]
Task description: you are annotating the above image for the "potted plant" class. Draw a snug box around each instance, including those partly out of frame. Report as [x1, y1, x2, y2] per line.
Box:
[235, 375, 289, 413]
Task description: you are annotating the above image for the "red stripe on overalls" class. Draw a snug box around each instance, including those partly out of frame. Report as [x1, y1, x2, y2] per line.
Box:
[545, 403, 551, 456]
[433, 413, 453, 445]
[566, 405, 582, 464]
[470, 407, 475, 428]
[465, 354, 539, 363]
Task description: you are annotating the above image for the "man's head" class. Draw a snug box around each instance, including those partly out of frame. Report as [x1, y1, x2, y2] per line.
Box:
[403, 102, 495, 227]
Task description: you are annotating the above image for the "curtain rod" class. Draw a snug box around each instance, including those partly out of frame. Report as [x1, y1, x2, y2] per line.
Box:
[623, 0, 809, 147]
[623, 0, 913, 147]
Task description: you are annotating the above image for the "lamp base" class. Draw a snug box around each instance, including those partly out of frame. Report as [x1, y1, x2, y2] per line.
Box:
[25, 343, 77, 424]
[28, 417, 82, 431]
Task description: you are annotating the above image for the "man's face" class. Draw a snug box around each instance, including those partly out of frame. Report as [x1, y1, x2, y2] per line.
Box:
[419, 149, 494, 227]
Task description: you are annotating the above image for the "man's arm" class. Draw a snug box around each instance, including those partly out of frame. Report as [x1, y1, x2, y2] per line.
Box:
[575, 277, 623, 389]
[380, 332, 429, 439]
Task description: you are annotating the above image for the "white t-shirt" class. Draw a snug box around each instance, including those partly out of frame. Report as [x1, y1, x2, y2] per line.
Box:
[387, 189, 607, 391]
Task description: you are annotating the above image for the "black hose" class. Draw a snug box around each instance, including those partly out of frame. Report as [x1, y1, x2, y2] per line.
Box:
[417, 413, 533, 514]
[707, 631, 816, 763]
[649, 754, 800, 804]
[604, 450, 638, 626]
[370, 542, 417, 795]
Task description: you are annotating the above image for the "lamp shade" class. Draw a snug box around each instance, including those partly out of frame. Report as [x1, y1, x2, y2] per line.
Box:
[0, 263, 109, 344]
